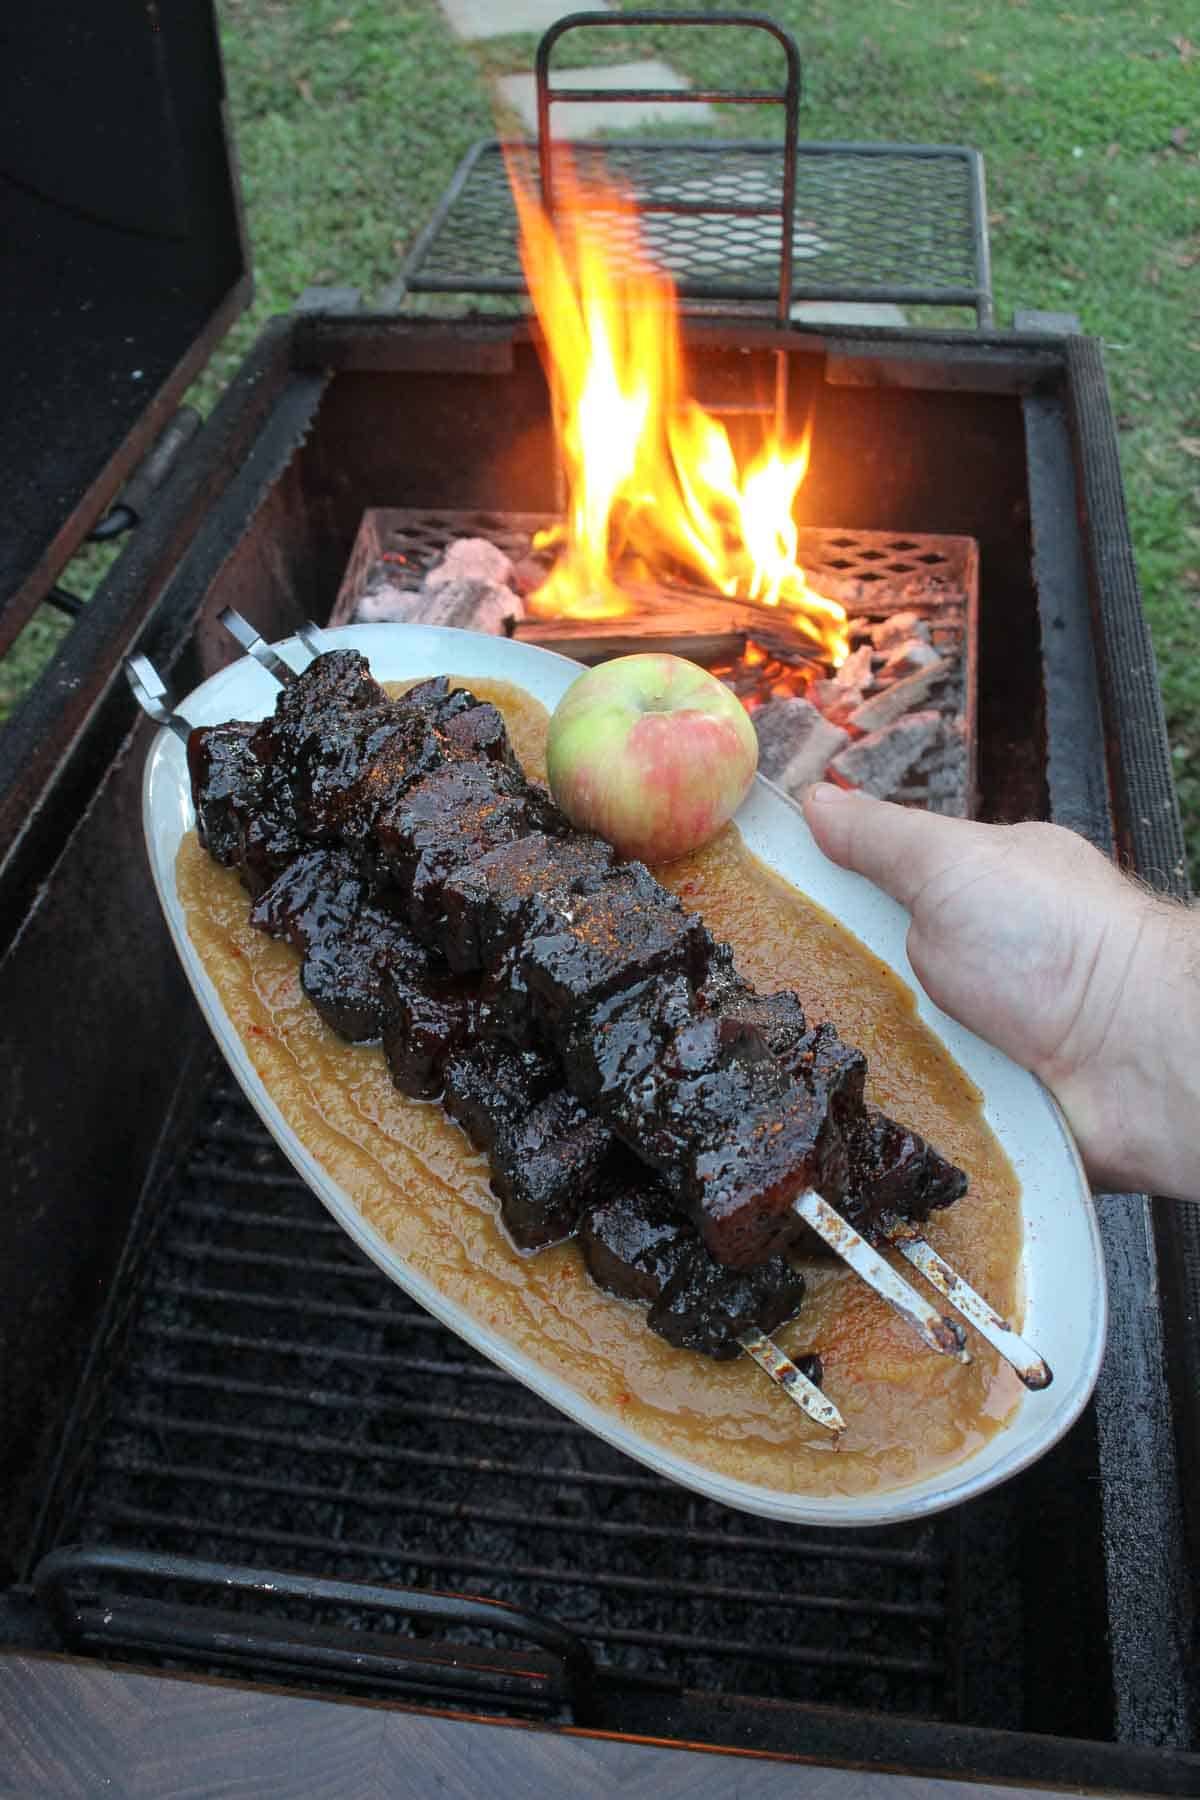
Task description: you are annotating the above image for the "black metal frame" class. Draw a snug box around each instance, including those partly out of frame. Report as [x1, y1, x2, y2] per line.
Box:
[36, 1546, 598, 1723]
[537, 12, 801, 329]
[402, 14, 993, 328]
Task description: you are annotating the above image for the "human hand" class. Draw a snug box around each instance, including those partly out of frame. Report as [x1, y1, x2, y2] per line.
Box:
[803, 782, 1200, 1200]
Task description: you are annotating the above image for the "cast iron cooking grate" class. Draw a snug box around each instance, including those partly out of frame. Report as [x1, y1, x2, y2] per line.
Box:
[36, 1072, 955, 1718]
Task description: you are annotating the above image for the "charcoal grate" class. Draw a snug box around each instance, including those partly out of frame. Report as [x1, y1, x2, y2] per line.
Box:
[36, 1070, 957, 1719]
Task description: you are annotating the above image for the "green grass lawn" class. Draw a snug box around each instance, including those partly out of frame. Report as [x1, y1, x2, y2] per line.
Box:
[18, 0, 1200, 863]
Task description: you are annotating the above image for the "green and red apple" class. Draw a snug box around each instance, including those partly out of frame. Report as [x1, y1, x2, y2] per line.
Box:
[546, 654, 758, 865]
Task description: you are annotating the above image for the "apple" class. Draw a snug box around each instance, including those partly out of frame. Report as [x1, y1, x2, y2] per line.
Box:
[546, 653, 759, 865]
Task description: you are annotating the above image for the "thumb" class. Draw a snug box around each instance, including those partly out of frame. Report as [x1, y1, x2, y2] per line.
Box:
[802, 782, 989, 913]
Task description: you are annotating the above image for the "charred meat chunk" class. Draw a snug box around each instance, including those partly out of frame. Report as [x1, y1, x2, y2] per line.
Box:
[648, 1244, 806, 1361]
[561, 974, 694, 1111]
[250, 847, 368, 949]
[441, 832, 615, 977]
[252, 649, 387, 776]
[489, 1091, 614, 1252]
[579, 1179, 694, 1305]
[299, 902, 426, 1043]
[843, 1106, 968, 1239]
[381, 975, 476, 1098]
[252, 847, 432, 1043]
[374, 760, 552, 947]
[581, 1183, 808, 1360]
[518, 872, 710, 1044]
[442, 1043, 560, 1154]
[287, 703, 450, 846]
[188, 721, 262, 867]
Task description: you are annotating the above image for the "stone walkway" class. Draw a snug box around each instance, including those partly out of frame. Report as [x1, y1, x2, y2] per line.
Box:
[429, 0, 905, 327]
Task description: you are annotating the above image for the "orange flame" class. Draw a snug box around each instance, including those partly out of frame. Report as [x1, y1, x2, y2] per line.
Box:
[508, 154, 849, 664]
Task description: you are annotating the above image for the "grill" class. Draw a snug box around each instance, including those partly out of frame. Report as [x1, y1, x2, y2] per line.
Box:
[4, 5, 1200, 1792]
[406, 139, 992, 323]
[32, 1070, 954, 1721]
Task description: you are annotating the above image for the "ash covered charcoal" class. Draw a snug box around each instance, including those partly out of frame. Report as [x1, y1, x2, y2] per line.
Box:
[356, 575, 525, 636]
[867, 609, 931, 651]
[846, 658, 954, 735]
[355, 539, 525, 632]
[489, 1090, 615, 1251]
[752, 698, 850, 799]
[828, 710, 943, 798]
[426, 536, 516, 591]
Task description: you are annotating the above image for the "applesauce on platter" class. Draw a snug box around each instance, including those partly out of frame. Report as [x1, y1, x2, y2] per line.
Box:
[177, 674, 1025, 1499]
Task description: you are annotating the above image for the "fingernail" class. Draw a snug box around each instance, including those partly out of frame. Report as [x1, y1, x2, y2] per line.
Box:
[806, 781, 846, 806]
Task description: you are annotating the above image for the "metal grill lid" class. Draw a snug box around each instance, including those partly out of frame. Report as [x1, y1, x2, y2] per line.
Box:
[0, 0, 250, 639]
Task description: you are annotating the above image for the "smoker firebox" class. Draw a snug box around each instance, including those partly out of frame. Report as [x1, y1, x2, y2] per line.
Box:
[1, 307, 1198, 1793]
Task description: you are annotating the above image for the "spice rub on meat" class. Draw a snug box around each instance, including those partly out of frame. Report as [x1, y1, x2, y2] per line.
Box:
[187, 650, 967, 1358]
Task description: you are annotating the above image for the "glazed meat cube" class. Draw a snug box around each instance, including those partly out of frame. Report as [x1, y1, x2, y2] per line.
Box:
[490, 1091, 614, 1251]
[249, 847, 368, 950]
[561, 974, 694, 1110]
[648, 1245, 806, 1360]
[843, 1107, 968, 1239]
[252, 846, 433, 1042]
[286, 703, 448, 845]
[441, 832, 615, 976]
[188, 721, 262, 867]
[442, 1043, 560, 1153]
[580, 1182, 809, 1360]
[374, 761, 545, 946]
[579, 1179, 694, 1305]
[778, 1020, 867, 1129]
[439, 698, 519, 768]
[252, 649, 387, 775]
[381, 976, 476, 1097]
[519, 876, 710, 1043]
[299, 902, 426, 1042]
[684, 1078, 846, 1267]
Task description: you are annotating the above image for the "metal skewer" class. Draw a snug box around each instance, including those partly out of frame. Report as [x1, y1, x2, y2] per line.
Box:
[738, 1331, 844, 1435]
[793, 1191, 968, 1360]
[296, 620, 328, 661]
[217, 607, 300, 684]
[124, 656, 191, 743]
[880, 1215, 1052, 1390]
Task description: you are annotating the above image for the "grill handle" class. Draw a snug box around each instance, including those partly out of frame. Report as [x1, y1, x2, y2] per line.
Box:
[35, 1546, 598, 1726]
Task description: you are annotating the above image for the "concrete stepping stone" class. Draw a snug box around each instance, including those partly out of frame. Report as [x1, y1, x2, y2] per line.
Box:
[442, 0, 610, 38]
[495, 60, 711, 136]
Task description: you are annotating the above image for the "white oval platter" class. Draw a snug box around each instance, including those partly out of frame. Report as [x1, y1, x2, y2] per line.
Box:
[142, 622, 1106, 1528]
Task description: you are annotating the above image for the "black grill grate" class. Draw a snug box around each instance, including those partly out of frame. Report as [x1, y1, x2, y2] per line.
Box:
[402, 140, 992, 323]
[39, 1069, 957, 1718]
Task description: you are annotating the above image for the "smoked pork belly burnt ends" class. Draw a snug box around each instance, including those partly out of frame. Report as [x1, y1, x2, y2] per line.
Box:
[187, 651, 967, 1271]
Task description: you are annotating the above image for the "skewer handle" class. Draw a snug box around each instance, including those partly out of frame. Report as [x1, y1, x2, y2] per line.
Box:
[792, 1191, 967, 1361]
[124, 656, 191, 743]
[217, 608, 300, 684]
[738, 1330, 844, 1435]
[881, 1216, 1053, 1391]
